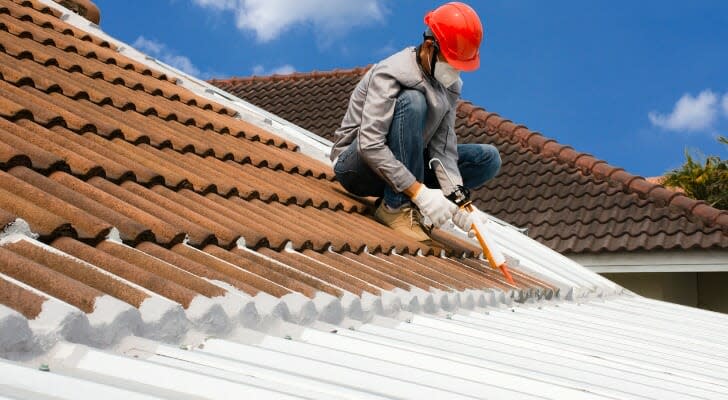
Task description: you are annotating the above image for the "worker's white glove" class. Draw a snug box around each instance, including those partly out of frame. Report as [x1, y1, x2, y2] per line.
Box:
[411, 186, 457, 227]
[453, 206, 479, 237]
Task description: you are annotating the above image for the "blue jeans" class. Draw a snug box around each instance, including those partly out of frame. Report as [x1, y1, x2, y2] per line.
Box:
[334, 89, 501, 209]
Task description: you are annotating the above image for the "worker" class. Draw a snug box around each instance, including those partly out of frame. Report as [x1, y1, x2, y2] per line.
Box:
[331, 2, 501, 243]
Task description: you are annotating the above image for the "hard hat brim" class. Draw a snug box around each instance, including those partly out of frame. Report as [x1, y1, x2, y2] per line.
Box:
[442, 52, 480, 72]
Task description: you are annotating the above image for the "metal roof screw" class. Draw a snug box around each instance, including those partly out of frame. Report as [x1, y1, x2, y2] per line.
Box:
[39, 364, 50, 372]
[511, 308, 516, 312]
[445, 314, 453, 320]
[330, 329, 338, 334]
[405, 318, 412, 323]
[284, 335, 292, 340]
[348, 326, 356, 331]
[198, 343, 205, 349]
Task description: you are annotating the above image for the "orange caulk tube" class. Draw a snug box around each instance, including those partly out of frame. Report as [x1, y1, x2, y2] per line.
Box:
[463, 203, 516, 285]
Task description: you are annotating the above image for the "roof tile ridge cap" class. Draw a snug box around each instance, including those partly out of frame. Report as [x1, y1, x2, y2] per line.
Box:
[208, 65, 373, 85]
[458, 101, 554, 150]
[592, 163, 727, 227]
[667, 193, 728, 227]
[457, 101, 508, 133]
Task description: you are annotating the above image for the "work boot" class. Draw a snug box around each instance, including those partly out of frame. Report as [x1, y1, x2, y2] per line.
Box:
[374, 201, 432, 243]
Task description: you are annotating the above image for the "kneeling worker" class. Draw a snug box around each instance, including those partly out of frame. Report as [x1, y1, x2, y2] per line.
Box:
[331, 2, 501, 243]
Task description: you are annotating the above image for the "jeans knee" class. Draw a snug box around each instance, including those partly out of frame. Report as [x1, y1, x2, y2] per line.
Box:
[460, 144, 502, 189]
[396, 89, 427, 118]
[483, 144, 501, 169]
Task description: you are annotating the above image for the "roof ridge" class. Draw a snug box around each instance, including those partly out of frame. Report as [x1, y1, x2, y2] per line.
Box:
[209, 66, 372, 85]
[457, 101, 728, 231]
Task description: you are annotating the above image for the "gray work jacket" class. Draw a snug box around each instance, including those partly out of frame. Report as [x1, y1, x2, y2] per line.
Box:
[330, 47, 463, 195]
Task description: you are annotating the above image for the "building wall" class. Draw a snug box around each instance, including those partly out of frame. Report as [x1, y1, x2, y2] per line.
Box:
[601, 272, 728, 314]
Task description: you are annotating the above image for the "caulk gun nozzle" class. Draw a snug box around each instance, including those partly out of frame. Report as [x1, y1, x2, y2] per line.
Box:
[500, 264, 516, 286]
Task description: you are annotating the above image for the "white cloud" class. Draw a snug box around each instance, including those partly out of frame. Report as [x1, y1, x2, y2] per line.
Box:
[192, 0, 236, 10]
[251, 64, 296, 76]
[648, 90, 719, 132]
[133, 36, 201, 77]
[192, 0, 386, 43]
[133, 36, 163, 54]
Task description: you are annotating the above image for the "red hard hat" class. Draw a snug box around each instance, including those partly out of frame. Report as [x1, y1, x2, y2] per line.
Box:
[424, 2, 483, 71]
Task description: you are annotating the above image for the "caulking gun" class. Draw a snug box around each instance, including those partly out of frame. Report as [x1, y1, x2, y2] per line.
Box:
[429, 158, 516, 285]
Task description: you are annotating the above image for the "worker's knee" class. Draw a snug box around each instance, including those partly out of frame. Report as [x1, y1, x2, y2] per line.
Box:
[395, 89, 427, 118]
[458, 143, 502, 189]
[478, 144, 502, 181]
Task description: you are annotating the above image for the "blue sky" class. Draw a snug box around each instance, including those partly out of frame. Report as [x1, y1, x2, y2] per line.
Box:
[95, 0, 728, 177]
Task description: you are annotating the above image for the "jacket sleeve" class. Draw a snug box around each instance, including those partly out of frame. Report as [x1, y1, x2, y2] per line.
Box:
[357, 66, 417, 193]
[427, 107, 463, 195]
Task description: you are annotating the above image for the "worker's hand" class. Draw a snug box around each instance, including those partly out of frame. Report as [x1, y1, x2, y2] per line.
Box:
[453, 207, 477, 237]
[411, 186, 457, 227]
[452, 208, 477, 237]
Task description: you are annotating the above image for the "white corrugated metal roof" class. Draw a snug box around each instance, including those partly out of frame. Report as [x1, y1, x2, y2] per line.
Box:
[3, 294, 727, 400]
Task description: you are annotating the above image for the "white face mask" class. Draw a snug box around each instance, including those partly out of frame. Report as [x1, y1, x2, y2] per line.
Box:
[433, 60, 460, 88]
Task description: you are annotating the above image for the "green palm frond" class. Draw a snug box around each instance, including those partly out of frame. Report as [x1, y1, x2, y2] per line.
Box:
[663, 136, 728, 210]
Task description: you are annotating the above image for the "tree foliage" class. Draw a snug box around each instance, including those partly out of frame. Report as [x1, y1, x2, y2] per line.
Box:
[663, 136, 728, 210]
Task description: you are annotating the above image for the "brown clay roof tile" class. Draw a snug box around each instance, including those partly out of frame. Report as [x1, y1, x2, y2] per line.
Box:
[96, 240, 226, 299]
[304, 250, 404, 292]
[347, 252, 449, 291]
[136, 242, 260, 297]
[234, 247, 343, 298]
[9, 166, 152, 242]
[2, 239, 148, 309]
[198, 244, 308, 297]
[50, 237, 196, 308]
[0, 275, 47, 319]
[1, 168, 111, 240]
[275, 249, 382, 297]
[0, 245, 101, 313]
[10, 0, 62, 19]
[47, 171, 183, 244]
[0, 207, 14, 228]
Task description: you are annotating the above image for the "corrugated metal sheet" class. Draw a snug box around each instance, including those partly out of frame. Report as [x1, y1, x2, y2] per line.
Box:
[3, 294, 727, 400]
